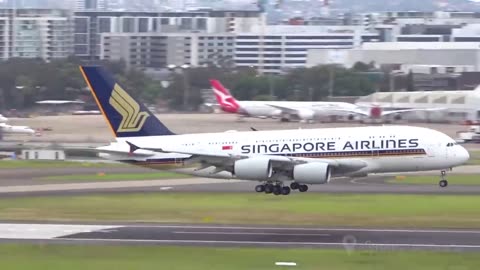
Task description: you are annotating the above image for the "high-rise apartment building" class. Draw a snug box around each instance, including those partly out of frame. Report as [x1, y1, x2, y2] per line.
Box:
[100, 32, 235, 69]
[0, 9, 73, 61]
[74, 9, 263, 61]
[75, 0, 106, 10]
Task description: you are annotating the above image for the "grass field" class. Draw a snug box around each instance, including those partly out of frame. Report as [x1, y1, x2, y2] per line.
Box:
[1, 193, 480, 228]
[0, 245, 478, 270]
[388, 174, 480, 185]
[38, 172, 189, 182]
[0, 160, 123, 169]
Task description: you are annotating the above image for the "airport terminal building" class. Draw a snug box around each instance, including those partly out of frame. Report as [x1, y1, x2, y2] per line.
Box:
[356, 88, 480, 122]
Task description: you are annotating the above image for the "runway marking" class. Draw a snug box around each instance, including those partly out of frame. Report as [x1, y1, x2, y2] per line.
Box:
[173, 231, 331, 237]
[276, 262, 297, 266]
[56, 238, 480, 249]
[0, 178, 242, 193]
[126, 224, 480, 234]
[0, 224, 120, 239]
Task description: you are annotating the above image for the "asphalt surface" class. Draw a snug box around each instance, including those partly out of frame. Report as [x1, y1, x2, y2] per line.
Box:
[0, 223, 480, 251]
[0, 164, 479, 197]
[0, 166, 479, 252]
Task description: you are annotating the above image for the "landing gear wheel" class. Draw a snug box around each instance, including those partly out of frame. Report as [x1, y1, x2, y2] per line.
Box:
[298, 184, 309, 193]
[273, 186, 282, 196]
[255, 184, 265, 193]
[265, 184, 274, 194]
[439, 180, 448, 188]
[281, 186, 291, 195]
[290, 182, 299, 190]
[439, 170, 448, 188]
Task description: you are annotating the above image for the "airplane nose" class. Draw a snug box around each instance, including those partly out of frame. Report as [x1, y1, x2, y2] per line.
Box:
[458, 146, 470, 164]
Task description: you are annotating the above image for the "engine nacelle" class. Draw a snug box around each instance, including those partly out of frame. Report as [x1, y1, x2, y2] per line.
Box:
[270, 109, 283, 118]
[293, 163, 331, 184]
[234, 157, 273, 180]
[298, 109, 315, 121]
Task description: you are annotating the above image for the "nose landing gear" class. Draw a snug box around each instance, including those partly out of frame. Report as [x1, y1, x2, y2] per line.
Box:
[439, 170, 448, 188]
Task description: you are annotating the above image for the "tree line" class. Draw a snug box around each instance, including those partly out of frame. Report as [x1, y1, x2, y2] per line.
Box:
[0, 58, 400, 112]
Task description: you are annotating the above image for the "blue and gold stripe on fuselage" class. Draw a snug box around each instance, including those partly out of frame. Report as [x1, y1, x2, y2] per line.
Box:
[119, 148, 427, 170]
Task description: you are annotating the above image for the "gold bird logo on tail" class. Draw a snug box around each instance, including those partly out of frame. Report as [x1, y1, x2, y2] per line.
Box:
[109, 84, 149, 133]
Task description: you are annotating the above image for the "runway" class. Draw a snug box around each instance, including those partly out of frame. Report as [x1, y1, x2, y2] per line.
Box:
[1, 223, 480, 251]
[1, 167, 480, 197]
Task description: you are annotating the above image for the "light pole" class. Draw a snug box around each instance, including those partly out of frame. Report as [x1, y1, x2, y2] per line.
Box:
[168, 64, 190, 110]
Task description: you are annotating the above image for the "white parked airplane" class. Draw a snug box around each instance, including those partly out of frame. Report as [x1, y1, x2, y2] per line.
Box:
[0, 123, 35, 135]
[210, 80, 442, 123]
[81, 66, 469, 195]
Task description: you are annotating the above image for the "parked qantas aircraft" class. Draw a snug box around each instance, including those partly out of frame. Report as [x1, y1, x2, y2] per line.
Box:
[210, 80, 442, 123]
[80, 66, 469, 195]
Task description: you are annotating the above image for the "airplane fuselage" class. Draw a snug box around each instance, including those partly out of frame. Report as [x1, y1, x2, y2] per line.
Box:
[236, 100, 356, 119]
[102, 126, 469, 181]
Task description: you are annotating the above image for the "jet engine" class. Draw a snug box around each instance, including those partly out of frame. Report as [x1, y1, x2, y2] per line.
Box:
[270, 109, 283, 118]
[293, 163, 331, 184]
[298, 109, 315, 121]
[234, 157, 273, 180]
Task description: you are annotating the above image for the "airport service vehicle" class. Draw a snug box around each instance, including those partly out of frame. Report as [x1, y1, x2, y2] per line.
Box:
[80, 66, 470, 195]
[457, 125, 480, 143]
[210, 80, 442, 123]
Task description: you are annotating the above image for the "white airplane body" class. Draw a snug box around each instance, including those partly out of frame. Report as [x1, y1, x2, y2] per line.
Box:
[0, 115, 7, 123]
[210, 80, 443, 122]
[0, 123, 34, 135]
[82, 66, 469, 195]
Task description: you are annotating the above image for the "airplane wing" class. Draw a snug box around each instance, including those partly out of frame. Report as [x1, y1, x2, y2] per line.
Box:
[317, 108, 371, 116]
[128, 141, 367, 175]
[380, 108, 445, 116]
[266, 104, 300, 114]
[93, 144, 157, 157]
[270, 104, 371, 117]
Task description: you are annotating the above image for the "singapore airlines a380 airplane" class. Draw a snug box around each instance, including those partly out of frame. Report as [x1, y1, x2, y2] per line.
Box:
[80, 66, 470, 196]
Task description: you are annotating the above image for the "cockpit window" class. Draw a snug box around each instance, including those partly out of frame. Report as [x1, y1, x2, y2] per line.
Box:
[447, 142, 459, 147]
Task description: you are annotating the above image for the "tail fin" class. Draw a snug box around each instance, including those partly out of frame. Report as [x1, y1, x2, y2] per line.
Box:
[209, 79, 240, 113]
[79, 66, 174, 138]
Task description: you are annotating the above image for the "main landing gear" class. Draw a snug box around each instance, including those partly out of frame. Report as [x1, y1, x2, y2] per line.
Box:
[439, 170, 448, 188]
[255, 182, 308, 195]
[290, 182, 308, 193]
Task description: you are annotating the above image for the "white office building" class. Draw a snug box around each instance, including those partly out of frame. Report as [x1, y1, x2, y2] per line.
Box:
[235, 25, 379, 74]
[307, 42, 480, 71]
